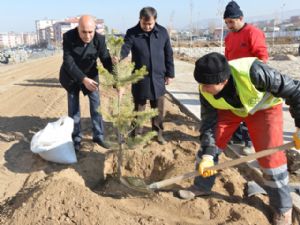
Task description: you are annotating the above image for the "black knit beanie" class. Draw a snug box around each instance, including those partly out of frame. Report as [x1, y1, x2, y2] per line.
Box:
[194, 52, 231, 84]
[223, 1, 243, 19]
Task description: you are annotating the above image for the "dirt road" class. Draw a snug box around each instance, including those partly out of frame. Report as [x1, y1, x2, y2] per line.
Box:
[0, 55, 282, 224]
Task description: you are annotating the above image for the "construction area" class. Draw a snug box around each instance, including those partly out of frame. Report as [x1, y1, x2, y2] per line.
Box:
[0, 47, 300, 225]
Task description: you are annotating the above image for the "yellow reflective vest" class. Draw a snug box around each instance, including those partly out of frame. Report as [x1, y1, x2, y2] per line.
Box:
[200, 57, 282, 117]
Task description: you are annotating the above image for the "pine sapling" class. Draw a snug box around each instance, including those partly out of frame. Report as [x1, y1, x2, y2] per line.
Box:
[98, 34, 158, 180]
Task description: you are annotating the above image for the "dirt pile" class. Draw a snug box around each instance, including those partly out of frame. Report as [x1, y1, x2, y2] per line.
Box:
[0, 158, 272, 225]
[1, 54, 296, 224]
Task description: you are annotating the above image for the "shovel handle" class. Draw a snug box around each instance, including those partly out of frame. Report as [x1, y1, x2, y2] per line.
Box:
[148, 141, 295, 190]
[210, 141, 295, 171]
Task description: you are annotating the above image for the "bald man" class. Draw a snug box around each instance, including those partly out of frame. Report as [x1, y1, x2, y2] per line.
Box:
[59, 15, 113, 151]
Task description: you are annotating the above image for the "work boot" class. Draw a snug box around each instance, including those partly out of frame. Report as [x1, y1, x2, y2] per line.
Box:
[157, 130, 166, 145]
[273, 208, 292, 225]
[242, 141, 255, 155]
[178, 185, 211, 200]
[74, 141, 81, 153]
[242, 146, 255, 155]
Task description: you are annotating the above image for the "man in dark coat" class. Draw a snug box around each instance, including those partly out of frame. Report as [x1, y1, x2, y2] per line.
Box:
[59, 15, 113, 151]
[120, 7, 175, 144]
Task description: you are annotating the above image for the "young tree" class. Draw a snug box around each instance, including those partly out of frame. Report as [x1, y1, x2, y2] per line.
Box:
[98, 34, 158, 181]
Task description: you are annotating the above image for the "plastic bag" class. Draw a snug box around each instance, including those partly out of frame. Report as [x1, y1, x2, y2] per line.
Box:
[30, 116, 77, 164]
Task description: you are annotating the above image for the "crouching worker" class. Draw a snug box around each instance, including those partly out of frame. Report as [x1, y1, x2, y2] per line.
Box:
[179, 52, 300, 225]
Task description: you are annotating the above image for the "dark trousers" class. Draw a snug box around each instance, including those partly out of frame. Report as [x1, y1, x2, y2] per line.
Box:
[68, 89, 105, 143]
[133, 96, 165, 135]
[232, 122, 252, 146]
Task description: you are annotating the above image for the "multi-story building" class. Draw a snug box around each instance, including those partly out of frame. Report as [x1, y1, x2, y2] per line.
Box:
[95, 19, 105, 34]
[36, 16, 105, 47]
[0, 32, 27, 48]
[52, 17, 105, 46]
[53, 17, 79, 45]
[23, 32, 37, 46]
[0, 33, 9, 48]
[35, 19, 56, 44]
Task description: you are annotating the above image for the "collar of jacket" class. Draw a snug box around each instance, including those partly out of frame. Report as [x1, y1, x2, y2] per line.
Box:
[235, 23, 247, 33]
[135, 23, 159, 38]
[74, 27, 85, 46]
[214, 75, 243, 108]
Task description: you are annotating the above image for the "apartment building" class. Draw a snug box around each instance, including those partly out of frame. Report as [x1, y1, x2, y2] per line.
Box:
[36, 16, 105, 47]
[23, 32, 38, 46]
[35, 19, 56, 44]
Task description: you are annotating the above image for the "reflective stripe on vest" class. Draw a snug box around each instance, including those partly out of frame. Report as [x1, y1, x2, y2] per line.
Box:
[200, 57, 282, 117]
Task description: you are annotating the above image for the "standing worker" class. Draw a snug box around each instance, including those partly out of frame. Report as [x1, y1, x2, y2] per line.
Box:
[59, 15, 113, 151]
[179, 52, 300, 225]
[224, 1, 269, 153]
[120, 6, 175, 144]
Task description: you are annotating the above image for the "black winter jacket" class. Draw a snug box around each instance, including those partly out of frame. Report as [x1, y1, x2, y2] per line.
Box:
[200, 60, 300, 156]
[120, 23, 174, 100]
[59, 28, 112, 94]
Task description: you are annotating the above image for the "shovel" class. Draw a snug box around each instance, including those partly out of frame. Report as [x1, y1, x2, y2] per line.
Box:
[122, 141, 295, 193]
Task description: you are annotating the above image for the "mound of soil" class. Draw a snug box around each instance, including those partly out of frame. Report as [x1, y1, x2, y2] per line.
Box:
[0, 55, 293, 224]
[1, 167, 271, 225]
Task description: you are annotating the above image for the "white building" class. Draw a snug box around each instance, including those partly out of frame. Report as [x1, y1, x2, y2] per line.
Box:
[35, 19, 56, 43]
[36, 16, 105, 47]
[0, 32, 24, 48]
[95, 19, 105, 34]
[53, 21, 78, 45]
[23, 32, 37, 46]
[0, 32, 37, 49]
[0, 33, 10, 48]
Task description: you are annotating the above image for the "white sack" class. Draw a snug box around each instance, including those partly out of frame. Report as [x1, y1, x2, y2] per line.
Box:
[30, 116, 77, 164]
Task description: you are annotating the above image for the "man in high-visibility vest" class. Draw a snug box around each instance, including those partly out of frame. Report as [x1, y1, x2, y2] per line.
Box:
[179, 52, 300, 225]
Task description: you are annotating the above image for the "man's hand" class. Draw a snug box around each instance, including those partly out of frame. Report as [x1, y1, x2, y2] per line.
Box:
[165, 77, 173, 85]
[112, 56, 119, 65]
[117, 87, 125, 99]
[198, 155, 217, 177]
[293, 128, 300, 149]
[82, 77, 98, 92]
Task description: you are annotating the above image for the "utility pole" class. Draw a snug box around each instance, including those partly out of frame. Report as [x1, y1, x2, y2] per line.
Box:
[272, 12, 279, 47]
[281, 2, 286, 23]
[217, 0, 225, 53]
[190, 0, 194, 48]
[280, 2, 286, 38]
[168, 11, 177, 47]
[168, 11, 174, 35]
[196, 11, 200, 37]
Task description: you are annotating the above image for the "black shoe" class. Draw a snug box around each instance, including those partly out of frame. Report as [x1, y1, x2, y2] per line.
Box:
[92, 138, 110, 149]
[157, 133, 167, 145]
[229, 138, 245, 145]
[74, 142, 81, 152]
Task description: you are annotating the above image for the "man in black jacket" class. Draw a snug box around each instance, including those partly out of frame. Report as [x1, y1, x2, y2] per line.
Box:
[179, 53, 300, 225]
[59, 15, 113, 151]
[120, 7, 175, 144]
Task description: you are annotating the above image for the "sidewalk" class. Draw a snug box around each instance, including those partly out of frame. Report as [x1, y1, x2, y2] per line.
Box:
[167, 60, 295, 143]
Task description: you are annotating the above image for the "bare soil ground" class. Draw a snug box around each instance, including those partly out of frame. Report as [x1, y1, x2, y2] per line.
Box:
[0, 55, 294, 225]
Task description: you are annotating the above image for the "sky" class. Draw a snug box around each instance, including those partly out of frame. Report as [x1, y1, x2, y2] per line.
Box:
[1, 0, 299, 33]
